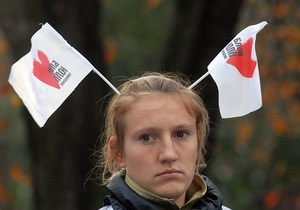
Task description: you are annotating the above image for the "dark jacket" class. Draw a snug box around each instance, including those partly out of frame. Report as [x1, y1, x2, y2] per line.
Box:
[101, 171, 223, 210]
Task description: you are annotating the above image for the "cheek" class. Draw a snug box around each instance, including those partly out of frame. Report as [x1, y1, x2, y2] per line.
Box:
[123, 144, 148, 167]
[185, 143, 199, 165]
[189, 150, 198, 164]
[187, 151, 198, 173]
[124, 149, 154, 180]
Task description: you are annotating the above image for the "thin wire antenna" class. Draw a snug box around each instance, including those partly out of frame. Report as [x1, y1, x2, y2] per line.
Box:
[188, 71, 210, 89]
[92, 69, 120, 95]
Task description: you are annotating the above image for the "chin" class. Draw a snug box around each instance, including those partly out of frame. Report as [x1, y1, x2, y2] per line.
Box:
[155, 184, 186, 200]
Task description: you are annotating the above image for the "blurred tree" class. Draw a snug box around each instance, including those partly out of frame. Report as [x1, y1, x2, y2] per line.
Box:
[0, 29, 31, 210]
[0, 1, 36, 210]
[208, 0, 300, 209]
[0, 0, 108, 209]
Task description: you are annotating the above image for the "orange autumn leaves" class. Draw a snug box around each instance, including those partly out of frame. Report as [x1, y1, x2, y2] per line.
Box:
[218, 2, 300, 208]
[234, 112, 289, 145]
[264, 190, 281, 209]
[258, 2, 300, 137]
[0, 165, 31, 202]
[104, 39, 117, 65]
[9, 165, 31, 184]
[263, 189, 300, 209]
[234, 4, 300, 145]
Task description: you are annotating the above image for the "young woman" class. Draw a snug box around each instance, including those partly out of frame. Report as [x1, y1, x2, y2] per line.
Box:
[98, 73, 230, 210]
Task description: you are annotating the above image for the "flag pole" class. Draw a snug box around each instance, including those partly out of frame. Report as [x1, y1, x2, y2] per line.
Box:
[188, 71, 210, 89]
[92, 69, 120, 94]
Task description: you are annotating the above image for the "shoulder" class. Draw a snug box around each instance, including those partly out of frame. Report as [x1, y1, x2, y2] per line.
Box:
[222, 206, 231, 210]
[99, 205, 114, 210]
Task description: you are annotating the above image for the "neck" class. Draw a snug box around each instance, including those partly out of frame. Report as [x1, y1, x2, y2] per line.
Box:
[125, 174, 179, 209]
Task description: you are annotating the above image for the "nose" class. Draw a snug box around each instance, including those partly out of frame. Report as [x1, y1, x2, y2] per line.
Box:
[158, 137, 178, 163]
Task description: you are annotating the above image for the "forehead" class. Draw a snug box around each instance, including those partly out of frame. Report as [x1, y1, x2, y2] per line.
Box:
[123, 94, 196, 129]
[129, 93, 186, 111]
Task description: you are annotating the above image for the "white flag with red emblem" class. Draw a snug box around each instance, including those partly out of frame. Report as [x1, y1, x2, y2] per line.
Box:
[9, 23, 94, 127]
[208, 21, 267, 118]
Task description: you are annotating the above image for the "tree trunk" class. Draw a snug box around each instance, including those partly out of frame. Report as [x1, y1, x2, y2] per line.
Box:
[1, 0, 108, 209]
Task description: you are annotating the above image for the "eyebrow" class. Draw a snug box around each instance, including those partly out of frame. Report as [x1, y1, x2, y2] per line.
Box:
[130, 123, 195, 137]
[174, 123, 195, 130]
[130, 127, 159, 138]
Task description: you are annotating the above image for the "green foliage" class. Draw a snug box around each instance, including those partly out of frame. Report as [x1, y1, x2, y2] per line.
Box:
[0, 29, 32, 210]
[102, 0, 174, 86]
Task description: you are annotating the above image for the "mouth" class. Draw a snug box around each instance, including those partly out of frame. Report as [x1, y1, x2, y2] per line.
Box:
[156, 169, 182, 178]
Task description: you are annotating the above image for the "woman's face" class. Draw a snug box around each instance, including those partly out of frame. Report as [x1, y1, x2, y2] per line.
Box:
[112, 94, 199, 206]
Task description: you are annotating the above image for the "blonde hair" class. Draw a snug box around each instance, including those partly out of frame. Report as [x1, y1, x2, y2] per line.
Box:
[99, 72, 209, 182]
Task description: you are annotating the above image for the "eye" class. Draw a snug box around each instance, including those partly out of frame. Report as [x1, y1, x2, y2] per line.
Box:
[140, 134, 154, 142]
[176, 131, 188, 138]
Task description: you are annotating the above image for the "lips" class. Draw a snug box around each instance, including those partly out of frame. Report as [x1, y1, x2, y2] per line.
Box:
[156, 169, 182, 177]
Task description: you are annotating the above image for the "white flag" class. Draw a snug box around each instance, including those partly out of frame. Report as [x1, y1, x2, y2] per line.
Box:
[9, 23, 94, 127]
[208, 21, 267, 118]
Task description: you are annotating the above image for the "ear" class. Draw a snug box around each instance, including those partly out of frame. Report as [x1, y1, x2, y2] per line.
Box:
[109, 136, 126, 168]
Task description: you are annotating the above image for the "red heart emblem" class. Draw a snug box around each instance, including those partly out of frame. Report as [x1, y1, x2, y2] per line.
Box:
[33, 50, 60, 89]
[226, 37, 257, 78]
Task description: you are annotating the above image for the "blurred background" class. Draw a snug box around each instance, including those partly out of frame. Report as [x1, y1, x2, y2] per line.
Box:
[0, 0, 300, 209]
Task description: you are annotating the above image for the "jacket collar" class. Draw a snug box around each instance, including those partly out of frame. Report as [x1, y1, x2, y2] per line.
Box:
[104, 170, 223, 210]
[125, 173, 207, 210]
